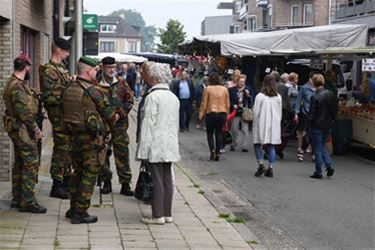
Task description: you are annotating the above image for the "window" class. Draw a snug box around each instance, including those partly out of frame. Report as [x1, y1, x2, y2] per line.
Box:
[100, 24, 117, 33]
[128, 42, 137, 53]
[291, 5, 300, 26]
[100, 41, 115, 52]
[247, 17, 256, 31]
[303, 4, 313, 25]
[20, 26, 37, 88]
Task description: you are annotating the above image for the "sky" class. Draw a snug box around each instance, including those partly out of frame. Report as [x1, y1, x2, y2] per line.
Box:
[83, 0, 232, 39]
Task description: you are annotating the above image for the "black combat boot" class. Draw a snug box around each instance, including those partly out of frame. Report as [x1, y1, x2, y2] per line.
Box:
[65, 208, 75, 219]
[71, 212, 98, 224]
[100, 180, 112, 194]
[19, 204, 47, 214]
[50, 179, 69, 199]
[120, 183, 134, 196]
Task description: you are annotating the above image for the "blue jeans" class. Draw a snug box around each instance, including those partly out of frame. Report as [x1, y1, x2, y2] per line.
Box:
[254, 144, 276, 166]
[311, 128, 333, 175]
[135, 84, 141, 99]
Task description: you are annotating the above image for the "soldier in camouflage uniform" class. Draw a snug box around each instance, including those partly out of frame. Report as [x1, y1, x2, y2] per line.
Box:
[39, 38, 72, 199]
[62, 56, 120, 224]
[98, 57, 134, 196]
[2, 56, 47, 214]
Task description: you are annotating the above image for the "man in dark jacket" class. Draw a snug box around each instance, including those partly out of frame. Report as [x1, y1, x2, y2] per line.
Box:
[126, 63, 137, 92]
[172, 71, 195, 132]
[308, 74, 337, 179]
[271, 71, 290, 130]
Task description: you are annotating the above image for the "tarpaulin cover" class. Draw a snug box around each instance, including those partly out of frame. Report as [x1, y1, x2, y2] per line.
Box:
[180, 25, 369, 56]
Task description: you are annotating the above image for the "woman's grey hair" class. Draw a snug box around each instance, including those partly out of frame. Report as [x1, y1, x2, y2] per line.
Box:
[148, 62, 172, 84]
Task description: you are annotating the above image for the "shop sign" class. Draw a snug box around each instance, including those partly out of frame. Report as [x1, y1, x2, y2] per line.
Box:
[362, 58, 375, 72]
[83, 14, 98, 31]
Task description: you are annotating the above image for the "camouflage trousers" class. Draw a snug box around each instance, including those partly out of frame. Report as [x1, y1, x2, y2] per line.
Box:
[50, 125, 72, 182]
[100, 124, 132, 184]
[8, 126, 39, 207]
[70, 133, 105, 212]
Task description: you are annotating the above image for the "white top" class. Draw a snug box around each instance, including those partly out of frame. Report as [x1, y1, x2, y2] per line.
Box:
[252, 92, 282, 145]
[136, 83, 181, 163]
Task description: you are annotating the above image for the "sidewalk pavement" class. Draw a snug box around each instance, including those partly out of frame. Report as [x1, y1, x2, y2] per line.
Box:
[0, 112, 254, 250]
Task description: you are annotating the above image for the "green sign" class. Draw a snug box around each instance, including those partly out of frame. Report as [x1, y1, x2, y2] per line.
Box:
[83, 14, 98, 31]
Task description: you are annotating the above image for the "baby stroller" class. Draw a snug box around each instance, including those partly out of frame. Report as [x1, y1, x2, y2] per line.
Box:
[263, 120, 298, 159]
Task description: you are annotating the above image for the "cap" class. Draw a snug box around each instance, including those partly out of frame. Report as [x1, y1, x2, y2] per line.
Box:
[78, 56, 97, 67]
[54, 38, 71, 51]
[101, 56, 116, 66]
[17, 55, 32, 65]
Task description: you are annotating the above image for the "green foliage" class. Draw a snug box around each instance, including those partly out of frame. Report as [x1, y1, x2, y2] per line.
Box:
[218, 213, 230, 219]
[226, 216, 245, 224]
[198, 190, 205, 195]
[247, 240, 259, 245]
[109, 9, 157, 52]
[157, 19, 186, 54]
[54, 240, 61, 247]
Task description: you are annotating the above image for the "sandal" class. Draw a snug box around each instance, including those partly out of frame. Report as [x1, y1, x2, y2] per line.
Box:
[297, 149, 304, 162]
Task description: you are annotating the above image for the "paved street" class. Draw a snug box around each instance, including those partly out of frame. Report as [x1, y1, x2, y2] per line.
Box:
[0, 114, 257, 250]
[178, 119, 375, 249]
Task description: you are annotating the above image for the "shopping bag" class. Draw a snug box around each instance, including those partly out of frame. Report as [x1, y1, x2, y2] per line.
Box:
[242, 107, 253, 122]
[134, 161, 153, 202]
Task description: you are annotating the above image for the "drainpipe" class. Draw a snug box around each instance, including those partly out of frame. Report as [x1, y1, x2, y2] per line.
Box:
[11, 0, 15, 57]
[75, 0, 83, 62]
[328, 0, 332, 25]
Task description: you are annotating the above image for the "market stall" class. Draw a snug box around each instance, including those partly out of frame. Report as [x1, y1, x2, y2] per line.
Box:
[337, 99, 375, 148]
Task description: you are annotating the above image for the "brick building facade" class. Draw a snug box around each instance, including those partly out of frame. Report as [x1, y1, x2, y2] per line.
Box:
[227, 0, 333, 33]
[0, 0, 60, 181]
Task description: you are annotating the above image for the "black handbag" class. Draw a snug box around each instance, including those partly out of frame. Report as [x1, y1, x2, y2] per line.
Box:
[134, 161, 154, 202]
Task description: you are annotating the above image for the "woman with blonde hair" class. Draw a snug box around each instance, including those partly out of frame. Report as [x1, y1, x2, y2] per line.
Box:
[308, 74, 337, 179]
[253, 75, 282, 178]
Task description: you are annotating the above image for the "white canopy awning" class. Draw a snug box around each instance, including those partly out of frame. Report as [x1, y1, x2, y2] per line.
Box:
[180, 24, 370, 56]
[92, 53, 148, 63]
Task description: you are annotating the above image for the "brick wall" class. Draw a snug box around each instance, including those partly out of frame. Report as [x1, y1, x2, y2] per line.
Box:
[313, 0, 329, 26]
[0, 0, 54, 182]
[15, 0, 53, 91]
[0, 21, 12, 181]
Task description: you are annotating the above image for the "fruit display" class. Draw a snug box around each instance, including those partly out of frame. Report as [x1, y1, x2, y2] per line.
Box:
[338, 102, 375, 121]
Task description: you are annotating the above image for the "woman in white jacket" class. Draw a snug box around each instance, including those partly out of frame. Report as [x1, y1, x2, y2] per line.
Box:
[253, 74, 282, 178]
[136, 62, 180, 225]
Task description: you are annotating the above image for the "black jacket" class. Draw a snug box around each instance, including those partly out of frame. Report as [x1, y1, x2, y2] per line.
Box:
[308, 88, 337, 131]
[172, 79, 195, 102]
[229, 86, 253, 117]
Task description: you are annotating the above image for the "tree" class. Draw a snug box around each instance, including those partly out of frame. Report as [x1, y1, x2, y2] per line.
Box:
[157, 19, 186, 54]
[109, 9, 157, 52]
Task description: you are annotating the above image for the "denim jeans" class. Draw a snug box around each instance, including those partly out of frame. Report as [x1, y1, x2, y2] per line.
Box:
[311, 128, 333, 175]
[254, 144, 276, 166]
[135, 84, 141, 99]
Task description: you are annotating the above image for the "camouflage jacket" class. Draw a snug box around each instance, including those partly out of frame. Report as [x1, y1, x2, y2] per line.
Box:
[99, 75, 134, 122]
[78, 77, 118, 131]
[39, 60, 71, 122]
[3, 75, 39, 133]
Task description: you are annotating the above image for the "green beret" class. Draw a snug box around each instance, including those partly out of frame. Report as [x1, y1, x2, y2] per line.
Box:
[78, 56, 98, 67]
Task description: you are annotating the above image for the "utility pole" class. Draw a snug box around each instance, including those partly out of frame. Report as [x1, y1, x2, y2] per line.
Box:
[75, 0, 83, 62]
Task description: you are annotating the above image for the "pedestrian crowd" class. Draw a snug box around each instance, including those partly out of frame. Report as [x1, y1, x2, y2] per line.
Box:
[2, 37, 338, 226]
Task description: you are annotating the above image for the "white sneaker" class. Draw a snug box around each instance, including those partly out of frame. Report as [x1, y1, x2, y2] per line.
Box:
[165, 217, 174, 223]
[141, 217, 165, 225]
[220, 149, 226, 153]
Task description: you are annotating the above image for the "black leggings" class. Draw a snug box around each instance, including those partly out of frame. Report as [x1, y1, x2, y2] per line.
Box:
[205, 112, 227, 152]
